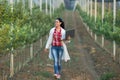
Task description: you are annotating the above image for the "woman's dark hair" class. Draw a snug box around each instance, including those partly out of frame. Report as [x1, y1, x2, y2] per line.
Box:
[56, 18, 65, 29]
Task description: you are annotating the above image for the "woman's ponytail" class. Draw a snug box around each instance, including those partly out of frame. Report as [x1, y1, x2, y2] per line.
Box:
[60, 21, 65, 29]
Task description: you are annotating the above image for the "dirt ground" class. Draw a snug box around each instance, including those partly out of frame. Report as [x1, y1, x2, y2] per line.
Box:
[12, 11, 120, 80]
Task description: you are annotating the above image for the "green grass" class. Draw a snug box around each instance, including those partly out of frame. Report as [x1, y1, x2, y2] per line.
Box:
[100, 72, 116, 80]
[33, 71, 52, 78]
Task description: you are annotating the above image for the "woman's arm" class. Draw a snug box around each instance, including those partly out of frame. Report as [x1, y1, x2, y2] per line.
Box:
[44, 28, 54, 53]
[45, 28, 54, 49]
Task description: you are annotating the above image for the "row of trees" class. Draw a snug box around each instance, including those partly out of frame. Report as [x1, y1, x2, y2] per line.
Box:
[76, 0, 120, 60]
[0, 0, 65, 54]
[76, 0, 120, 43]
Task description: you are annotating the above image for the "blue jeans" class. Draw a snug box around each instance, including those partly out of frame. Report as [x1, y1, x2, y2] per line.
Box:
[51, 46, 63, 74]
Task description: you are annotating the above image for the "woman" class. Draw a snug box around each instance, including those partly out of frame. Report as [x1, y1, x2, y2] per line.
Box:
[44, 18, 70, 79]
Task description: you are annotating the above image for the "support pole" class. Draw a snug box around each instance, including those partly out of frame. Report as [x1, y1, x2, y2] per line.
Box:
[113, 0, 116, 60]
[102, 0, 104, 47]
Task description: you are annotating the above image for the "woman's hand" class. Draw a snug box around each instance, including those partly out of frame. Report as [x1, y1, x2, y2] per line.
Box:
[44, 48, 49, 53]
[64, 36, 71, 43]
[67, 36, 71, 40]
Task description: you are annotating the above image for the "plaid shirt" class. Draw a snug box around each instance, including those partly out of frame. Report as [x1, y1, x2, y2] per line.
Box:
[52, 28, 62, 46]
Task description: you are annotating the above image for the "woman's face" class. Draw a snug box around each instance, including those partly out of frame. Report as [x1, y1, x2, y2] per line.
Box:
[55, 20, 61, 27]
